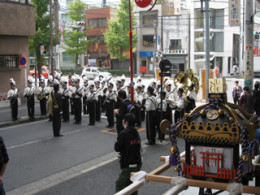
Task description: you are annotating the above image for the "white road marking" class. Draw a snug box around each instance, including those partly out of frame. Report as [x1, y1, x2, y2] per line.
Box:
[6, 139, 171, 195]
[7, 127, 87, 150]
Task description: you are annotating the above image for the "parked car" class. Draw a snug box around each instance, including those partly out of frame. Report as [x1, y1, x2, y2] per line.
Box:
[29, 65, 49, 78]
[81, 67, 112, 80]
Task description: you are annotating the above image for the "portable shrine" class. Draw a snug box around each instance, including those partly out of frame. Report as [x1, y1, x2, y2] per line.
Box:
[115, 78, 260, 195]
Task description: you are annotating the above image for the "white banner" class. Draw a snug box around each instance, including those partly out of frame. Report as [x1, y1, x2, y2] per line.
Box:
[229, 0, 240, 26]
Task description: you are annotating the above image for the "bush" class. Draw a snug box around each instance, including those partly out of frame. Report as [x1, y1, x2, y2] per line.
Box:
[106, 70, 130, 77]
[60, 69, 82, 75]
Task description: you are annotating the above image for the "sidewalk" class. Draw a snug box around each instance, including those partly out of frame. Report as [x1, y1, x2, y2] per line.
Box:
[0, 102, 47, 128]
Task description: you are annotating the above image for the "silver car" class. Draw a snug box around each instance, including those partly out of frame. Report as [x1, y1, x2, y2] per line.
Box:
[81, 67, 112, 80]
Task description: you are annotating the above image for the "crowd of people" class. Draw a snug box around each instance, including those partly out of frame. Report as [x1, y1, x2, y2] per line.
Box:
[7, 73, 198, 141]
[232, 80, 260, 116]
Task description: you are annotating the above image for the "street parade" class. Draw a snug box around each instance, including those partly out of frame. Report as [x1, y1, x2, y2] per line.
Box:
[1, 0, 260, 194]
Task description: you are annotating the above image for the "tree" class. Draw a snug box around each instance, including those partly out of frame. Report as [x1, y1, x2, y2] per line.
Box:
[104, 0, 137, 68]
[64, 0, 91, 70]
[29, 0, 50, 77]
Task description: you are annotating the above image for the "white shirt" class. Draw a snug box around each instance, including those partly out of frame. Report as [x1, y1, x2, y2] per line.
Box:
[187, 90, 197, 102]
[134, 92, 143, 107]
[87, 91, 98, 101]
[106, 90, 117, 102]
[8, 88, 18, 99]
[60, 87, 71, 98]
[145, 95, 158, 111]
[23, 86, 35, 96]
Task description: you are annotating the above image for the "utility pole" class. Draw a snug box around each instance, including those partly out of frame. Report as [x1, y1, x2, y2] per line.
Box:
[204, 0, 210, 102]
[153, 20, 157, 73]
[54, 0, 59, 70]
[244, 0, 254, 92]
[49, 0, 54, 75]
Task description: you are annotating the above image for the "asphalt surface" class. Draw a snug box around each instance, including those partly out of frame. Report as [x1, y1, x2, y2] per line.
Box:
[1, 77, 259, 195]
[2, 113, 184, 195]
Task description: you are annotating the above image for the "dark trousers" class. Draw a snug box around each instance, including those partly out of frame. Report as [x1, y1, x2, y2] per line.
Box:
[83, 96, 87, 114]
[10, 99, 18, 121]
[52, 108, 61, 136]
[0, 182, 6, 195]
[165, 104, 172, 123]
[146, 111, 156, 144]
[70, 99, 74, 114]
[116, 163, 142, 194]
[135, 106, 141, 126]
[40, 98, 46, 115]
[101, 96, 106, 112]
[116, 116, 123, 135]
[233, 97, 239, 105]
[88, 101, 96, 125]
[96, 97, 101, 121]
[62, 98, 70, 121]
[156, 111, 166, 140]
[27, 96, 35, 119]
[74, 98, 82, 123]
[174, 109, 184, 123]
[106, 102, 114, 126]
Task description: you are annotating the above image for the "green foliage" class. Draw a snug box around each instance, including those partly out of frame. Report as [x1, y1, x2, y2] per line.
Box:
[29, 0, 50, 70]
[106, 70, 130, 76]
[104, 0, 137, 61]
[64, 0, 91, 69]
[67, 0, 86, 21]
[60, 68, 82, 75]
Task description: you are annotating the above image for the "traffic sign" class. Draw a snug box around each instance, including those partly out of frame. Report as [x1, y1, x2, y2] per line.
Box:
[19, 56, 26, 65]
[135, 0, 152, 8]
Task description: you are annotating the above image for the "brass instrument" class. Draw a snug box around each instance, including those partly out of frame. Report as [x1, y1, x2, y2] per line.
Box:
[173, 69, 200, 112]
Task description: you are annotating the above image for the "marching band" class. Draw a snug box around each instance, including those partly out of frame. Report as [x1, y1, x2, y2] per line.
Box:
[7, 74, 197, 142]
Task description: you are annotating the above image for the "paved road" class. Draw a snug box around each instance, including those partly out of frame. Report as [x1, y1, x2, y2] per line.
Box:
[2, 114, 185, 195]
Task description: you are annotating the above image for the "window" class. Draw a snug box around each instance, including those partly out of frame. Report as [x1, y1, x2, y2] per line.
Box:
[210, 9, 224, 29]
[194, 8, 224, 29]
[143, 15, 157, 26]
[194, 32, 224, 52]
[92, 69, 97, 72]
[143, 35, 154, 46]
[0, 55, 19, 69]
[194, 9, 203, 29]
[88, 18, 107, 28]
[170, 39, 182, 50]
[62, 52, 74, 62]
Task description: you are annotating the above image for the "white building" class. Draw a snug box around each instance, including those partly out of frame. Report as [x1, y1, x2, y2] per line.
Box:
[135, 1, 182, 74]
[189, 0, 240, 76]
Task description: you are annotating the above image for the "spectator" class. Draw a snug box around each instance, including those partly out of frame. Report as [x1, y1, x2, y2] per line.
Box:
[253, 81, 260, 116]
[114, 113, 142, 194]
[0, 136, 9, 194]
[233, 65, 239, 77]
[232, 81, 243, 105]
[239, 86, 255, 114]
[215, 64, 219, 78]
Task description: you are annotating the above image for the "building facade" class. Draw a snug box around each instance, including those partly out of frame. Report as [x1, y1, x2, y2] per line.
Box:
[0, 0, 35, 94]
[85, 7, 116, 69]
[189, 0, 240, 76]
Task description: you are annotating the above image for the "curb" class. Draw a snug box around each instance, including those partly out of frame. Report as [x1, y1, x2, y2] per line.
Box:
[0, 116, 48, 128]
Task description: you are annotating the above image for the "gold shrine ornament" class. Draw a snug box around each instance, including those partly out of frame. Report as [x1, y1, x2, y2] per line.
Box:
[206, 109, 219, 120]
